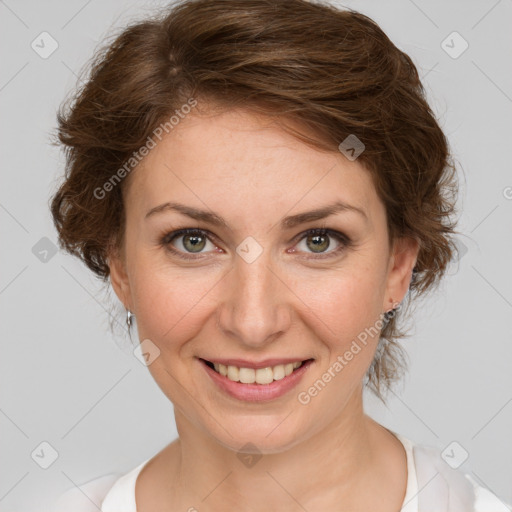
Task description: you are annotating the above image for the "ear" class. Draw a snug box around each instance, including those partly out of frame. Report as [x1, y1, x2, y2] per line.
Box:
[382, 236, 420, 312]
[107, 246, 133, 311]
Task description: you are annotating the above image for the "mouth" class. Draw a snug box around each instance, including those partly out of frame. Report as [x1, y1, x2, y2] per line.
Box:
[199, 358, 314, 385]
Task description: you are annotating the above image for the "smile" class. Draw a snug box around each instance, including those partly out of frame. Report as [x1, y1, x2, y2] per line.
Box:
[203, 359, 309, 384]
[199, 357, 315, 402]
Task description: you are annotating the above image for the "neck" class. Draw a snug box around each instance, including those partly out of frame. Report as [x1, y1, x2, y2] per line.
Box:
[165, 388, 400, 511]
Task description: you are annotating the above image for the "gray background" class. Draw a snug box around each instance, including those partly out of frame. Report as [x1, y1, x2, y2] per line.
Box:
[1, 0, 511, 510]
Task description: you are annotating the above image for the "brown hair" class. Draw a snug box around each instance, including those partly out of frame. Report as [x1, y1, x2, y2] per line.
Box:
[50, 0, 459, 402]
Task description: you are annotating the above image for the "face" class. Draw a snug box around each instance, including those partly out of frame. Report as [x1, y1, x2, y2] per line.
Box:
[109, 106, 418, 454]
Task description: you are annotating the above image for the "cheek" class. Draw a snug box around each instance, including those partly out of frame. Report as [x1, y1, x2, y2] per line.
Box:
[292, 262, 386, 335]
[288, 265, 386, 379]
[129, 258, 220, 349]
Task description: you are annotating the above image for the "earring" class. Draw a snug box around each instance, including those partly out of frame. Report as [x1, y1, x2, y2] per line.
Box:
[383, 299, 400, 320]
[126, 309, 134, 328]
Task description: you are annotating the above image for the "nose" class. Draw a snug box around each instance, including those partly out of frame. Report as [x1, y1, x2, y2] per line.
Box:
[216, 250, 292, 348]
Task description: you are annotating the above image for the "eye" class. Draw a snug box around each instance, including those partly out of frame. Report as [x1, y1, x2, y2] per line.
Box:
[161, 228, 218, 260]
[160, 227, 352, 261]
[291, 228, 351, 259]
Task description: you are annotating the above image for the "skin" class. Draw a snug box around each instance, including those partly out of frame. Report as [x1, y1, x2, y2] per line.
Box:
[109, 105, 420, 511]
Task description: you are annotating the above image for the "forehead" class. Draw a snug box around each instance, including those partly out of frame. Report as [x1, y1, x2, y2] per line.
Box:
[124, 107, 381, 226]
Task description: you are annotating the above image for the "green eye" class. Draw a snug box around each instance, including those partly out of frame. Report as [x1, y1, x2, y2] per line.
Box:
[292, 228, 350, 258]
[162, 229, 216, 259]
[161, 227, 351, 261]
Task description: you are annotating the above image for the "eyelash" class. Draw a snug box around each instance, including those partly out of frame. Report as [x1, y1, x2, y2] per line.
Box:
[159, 227, 352, 261]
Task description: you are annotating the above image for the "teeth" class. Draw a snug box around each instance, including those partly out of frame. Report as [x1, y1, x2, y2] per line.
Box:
[209, 360, 307, 384]
[227, 365, 239, 381]
[239, 367, 256, 384]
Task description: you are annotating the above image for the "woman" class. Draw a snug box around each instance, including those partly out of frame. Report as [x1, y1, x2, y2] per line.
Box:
[49, 0, 510, 510]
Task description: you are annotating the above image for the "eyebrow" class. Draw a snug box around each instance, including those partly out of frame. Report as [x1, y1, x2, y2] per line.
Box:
[145, 200, 368, 229]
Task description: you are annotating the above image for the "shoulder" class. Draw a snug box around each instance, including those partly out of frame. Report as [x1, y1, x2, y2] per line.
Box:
[410, 440, 511, 511]
[49, 472, 120, 512]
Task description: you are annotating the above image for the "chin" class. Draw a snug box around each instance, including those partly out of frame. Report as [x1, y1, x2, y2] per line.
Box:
[206, 413, 311, 455]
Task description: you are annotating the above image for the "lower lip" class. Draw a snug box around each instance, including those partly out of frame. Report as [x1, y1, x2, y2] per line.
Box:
[199, 358, 314, 402]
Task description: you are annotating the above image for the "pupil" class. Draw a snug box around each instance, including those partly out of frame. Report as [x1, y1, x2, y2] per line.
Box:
[184, 234, 205, 252]
[309, 234, 329, 253]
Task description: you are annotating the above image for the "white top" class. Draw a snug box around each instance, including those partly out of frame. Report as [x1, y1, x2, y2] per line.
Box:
[51, 432, 511, 511]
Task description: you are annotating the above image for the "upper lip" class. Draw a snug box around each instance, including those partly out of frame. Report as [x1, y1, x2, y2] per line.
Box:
[200, 357, 313, 369]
